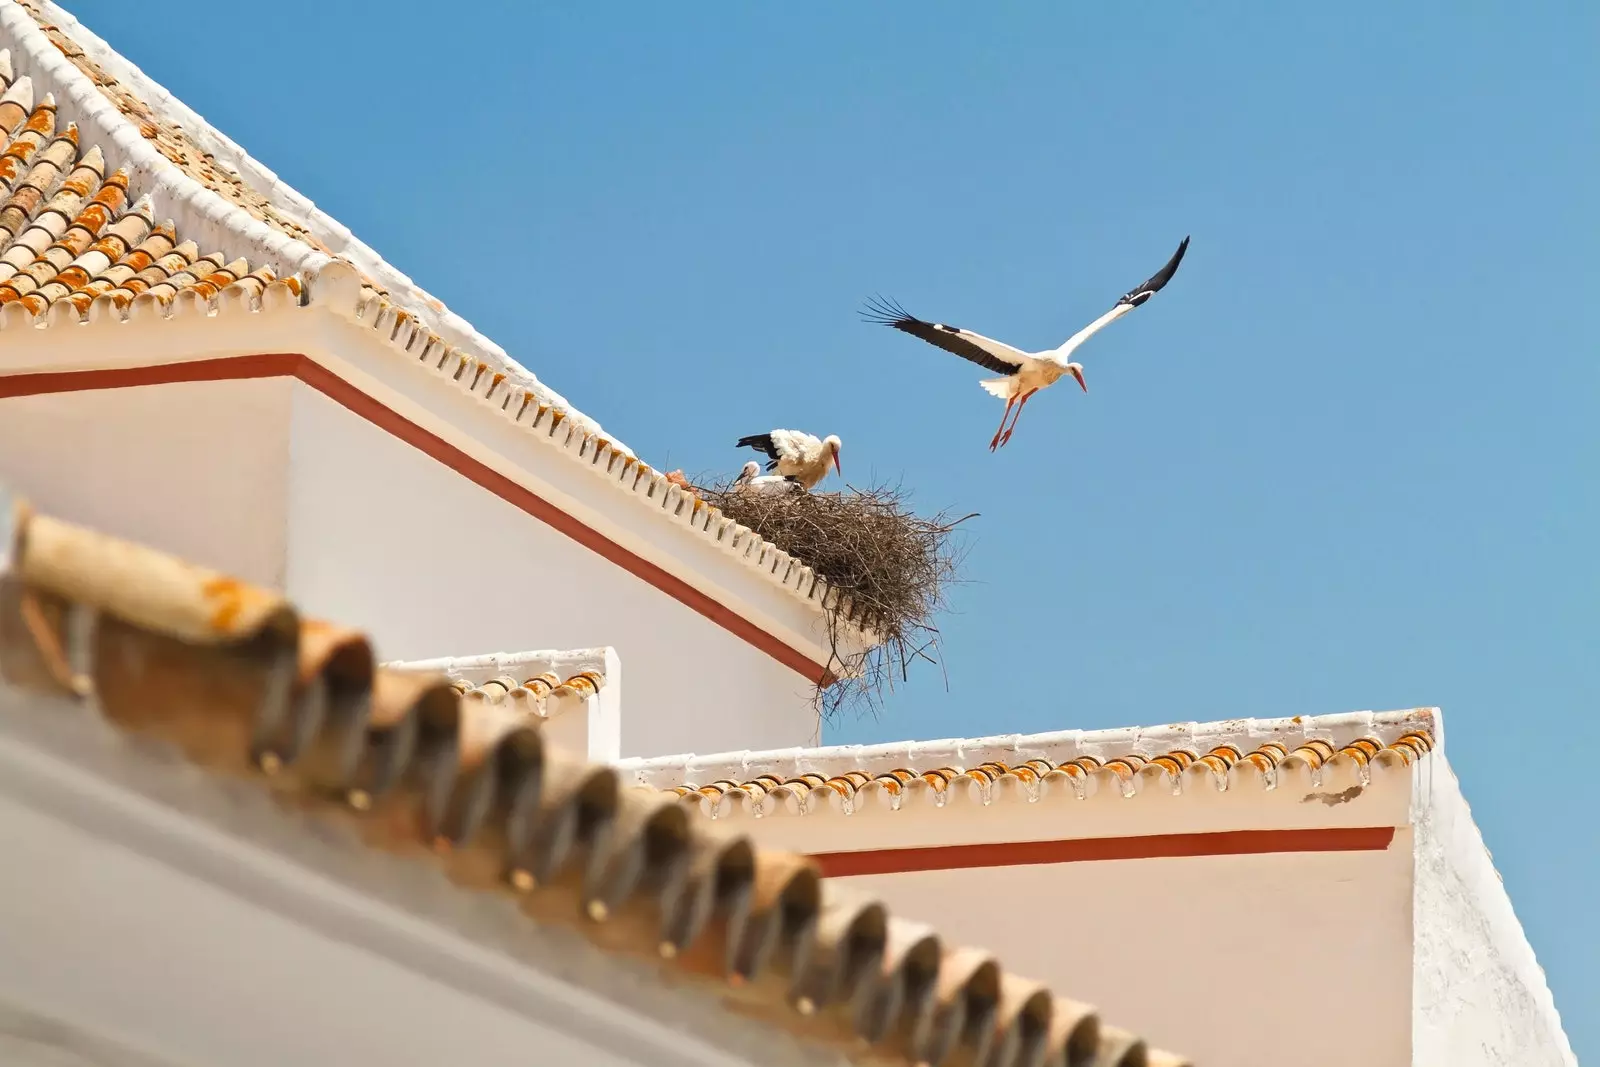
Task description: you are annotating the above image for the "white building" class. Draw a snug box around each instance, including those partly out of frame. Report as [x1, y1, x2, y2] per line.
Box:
[0, 3, 1576, 1065]
[623, 709, 1576, 1067]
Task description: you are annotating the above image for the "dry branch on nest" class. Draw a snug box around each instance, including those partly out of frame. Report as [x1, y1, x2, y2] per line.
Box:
[690, 474, 975, 721]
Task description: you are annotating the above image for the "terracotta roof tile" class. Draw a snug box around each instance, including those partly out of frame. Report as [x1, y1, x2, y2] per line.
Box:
[0, 487, 1189, 1067]
[0, 68, 280, 316]
[14, 0, 331, 256]
[626, 712, 1438, 819]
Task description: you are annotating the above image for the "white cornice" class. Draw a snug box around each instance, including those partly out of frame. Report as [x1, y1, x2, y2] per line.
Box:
[0, 286, 874, 672]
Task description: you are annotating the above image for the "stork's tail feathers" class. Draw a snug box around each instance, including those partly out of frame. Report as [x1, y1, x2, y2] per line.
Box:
[979, 376, 1018, 400]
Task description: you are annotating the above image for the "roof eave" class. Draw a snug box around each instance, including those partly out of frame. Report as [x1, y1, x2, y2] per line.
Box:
[0, 299, 874, 672]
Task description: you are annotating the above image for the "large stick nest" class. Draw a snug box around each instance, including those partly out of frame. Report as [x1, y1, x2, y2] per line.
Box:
[688, 473, 975, 720]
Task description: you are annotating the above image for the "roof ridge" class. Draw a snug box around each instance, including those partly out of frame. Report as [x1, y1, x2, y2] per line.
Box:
[620, 708, 1442, 779]
[626, 710, 1439, 820]
[1, 0, 620, 447]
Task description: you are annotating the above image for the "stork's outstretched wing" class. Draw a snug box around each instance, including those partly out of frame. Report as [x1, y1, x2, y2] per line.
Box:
[1116, 236, 1190, 308]
[1054, 236, 1192, 356]
[862, 296, 1026, 376]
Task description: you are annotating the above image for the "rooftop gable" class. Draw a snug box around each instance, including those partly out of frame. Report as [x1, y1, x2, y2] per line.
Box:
[1, 0, 584, 435]
[0, 2, 877, 661]
[0, 484, 1190, 1067]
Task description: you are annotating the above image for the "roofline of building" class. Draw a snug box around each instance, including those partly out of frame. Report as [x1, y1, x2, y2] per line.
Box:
[6, 1, 580, 440]
[0, 485, 1191, 1067]
[0, 2, 879, 649]
[0, 291, 881, 679]
[620, 708, 1441, 821]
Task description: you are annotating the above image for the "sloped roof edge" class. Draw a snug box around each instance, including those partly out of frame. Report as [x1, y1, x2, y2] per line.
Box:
[0, 4, 877, 642]
[4, 0, 599, 442]
[620, 708, 1440, 819]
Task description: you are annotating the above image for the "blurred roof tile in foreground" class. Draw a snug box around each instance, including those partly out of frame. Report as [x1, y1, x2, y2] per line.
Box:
[0, 485, 1190, 1067]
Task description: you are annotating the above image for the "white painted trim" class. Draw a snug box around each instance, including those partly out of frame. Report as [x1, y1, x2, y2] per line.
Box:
[621, 707, 1439, 820]
[384, 647, 624, 763]
[0, 681, 842, 1067]
[0, 294, 874, 670]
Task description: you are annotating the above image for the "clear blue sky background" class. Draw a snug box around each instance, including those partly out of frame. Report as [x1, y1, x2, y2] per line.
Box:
[89, 1, 1594, 1053]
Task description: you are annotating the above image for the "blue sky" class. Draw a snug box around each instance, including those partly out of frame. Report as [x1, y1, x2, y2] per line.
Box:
[90, 1, 1594, 1053]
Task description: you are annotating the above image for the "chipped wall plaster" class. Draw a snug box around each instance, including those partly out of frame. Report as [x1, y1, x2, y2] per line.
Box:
[1411, 756, 1576, 1067]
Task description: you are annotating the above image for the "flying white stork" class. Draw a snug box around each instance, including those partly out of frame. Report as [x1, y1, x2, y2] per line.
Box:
[863, 236, 1190, 451]
[734, 430, 842, 490]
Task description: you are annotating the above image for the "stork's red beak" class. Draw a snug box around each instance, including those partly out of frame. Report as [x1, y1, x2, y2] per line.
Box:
[1071, 366, 1088, 393]
[833, 452, 842, 475]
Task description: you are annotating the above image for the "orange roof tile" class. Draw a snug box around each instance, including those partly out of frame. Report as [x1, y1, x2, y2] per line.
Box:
[12, 0, 338, 265]
[624, 711, 1438, 819]
[0, 66, 294, 317]
[0, 486, 1190, 1067]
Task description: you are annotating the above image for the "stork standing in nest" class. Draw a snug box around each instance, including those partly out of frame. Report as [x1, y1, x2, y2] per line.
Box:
[863, 236, 1190, 451]
[735, 430, 842, 490]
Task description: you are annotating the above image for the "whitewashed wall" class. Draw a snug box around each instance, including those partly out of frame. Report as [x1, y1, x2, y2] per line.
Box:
[283, 384, 818, 757]
[689, 768, 1422, 1067]
[841, 846, 1414, 1067]
[1411, 757, 1577, 1067]
[0, 378, 821, 757]
[0, 380, 293, 587]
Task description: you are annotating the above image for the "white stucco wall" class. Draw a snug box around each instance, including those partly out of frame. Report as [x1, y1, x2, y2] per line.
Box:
[840, 845, 1415, 1067]
[283, 383, 818, 757]
[1411, 756, 1576, 1067]
[0, 381, 292, 587]
[688, 759, 1423, 1067]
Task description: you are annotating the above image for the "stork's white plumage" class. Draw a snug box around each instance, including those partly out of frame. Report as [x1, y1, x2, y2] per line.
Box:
[864, 236, 1190, 451]
[735, 430, 842, 490]
[733, 460, 801, 495]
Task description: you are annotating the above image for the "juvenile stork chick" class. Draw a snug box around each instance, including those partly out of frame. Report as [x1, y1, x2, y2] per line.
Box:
[733, 460, 802, 495]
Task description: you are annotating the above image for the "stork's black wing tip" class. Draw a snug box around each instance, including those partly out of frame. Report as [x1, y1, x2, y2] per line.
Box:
[859, 294, 916, 328]
[1118, 235, 1193, 306]
[736, 433, 780, 460]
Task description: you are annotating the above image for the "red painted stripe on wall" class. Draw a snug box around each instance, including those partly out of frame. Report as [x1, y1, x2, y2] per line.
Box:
[811, 826, 1398, 877]
[0, 356, 834, 684]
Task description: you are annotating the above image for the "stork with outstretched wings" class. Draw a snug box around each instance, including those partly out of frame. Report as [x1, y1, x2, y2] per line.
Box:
[864, 236, 1190, 450]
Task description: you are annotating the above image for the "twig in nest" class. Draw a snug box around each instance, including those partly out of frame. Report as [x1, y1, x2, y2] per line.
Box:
[689, 474, 975, 721]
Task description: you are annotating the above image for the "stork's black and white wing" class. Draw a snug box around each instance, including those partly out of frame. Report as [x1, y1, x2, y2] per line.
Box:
[1057, 236, 1192, 354]
[735, 433, 783, 470]
[861, 297, 1026, 376]
[735, 429, 822, 472]
[1116, 236, 1190, 308]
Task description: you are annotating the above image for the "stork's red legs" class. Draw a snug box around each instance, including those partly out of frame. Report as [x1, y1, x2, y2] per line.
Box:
[997, 389, 1037, 449]
[988, 395, 1017, 452]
